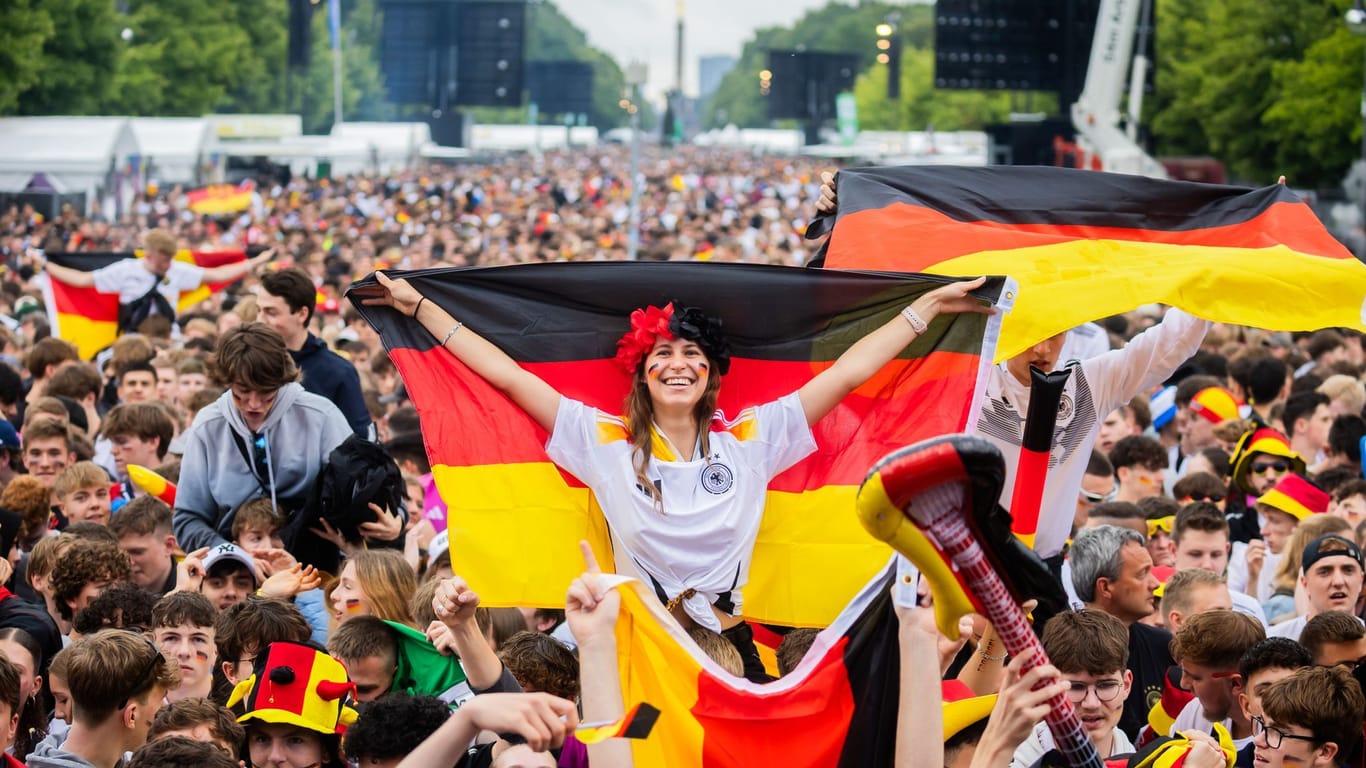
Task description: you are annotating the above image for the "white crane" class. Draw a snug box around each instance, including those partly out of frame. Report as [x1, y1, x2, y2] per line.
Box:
[1067, 0, 1168, 178]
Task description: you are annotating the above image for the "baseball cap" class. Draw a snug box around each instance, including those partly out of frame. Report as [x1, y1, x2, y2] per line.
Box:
[1188, 387, 1240, 425]
[1301, 534, 1365, 574]
[202, 542, 259, 586]
[0, 421, 20, 451]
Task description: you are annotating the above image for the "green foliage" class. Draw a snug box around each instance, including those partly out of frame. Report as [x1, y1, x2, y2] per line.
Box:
[1152, 0, 1364, 186]
[104, 0, 256, 115]
[14, 0, 118, 115]
[0, 0, 54, 114]
[296, 0, 391, 133]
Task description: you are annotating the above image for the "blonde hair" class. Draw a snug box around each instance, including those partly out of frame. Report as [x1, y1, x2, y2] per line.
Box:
[348, 550, 416, 626]
[53, 461, 109, 500]
[1319, 375, 1366, 417]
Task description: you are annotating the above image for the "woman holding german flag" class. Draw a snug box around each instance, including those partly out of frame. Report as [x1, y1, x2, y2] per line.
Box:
[363, 269, 991, 680]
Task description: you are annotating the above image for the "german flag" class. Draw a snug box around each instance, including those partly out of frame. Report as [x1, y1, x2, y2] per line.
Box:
[185, 180, 255, 215]
[600, 562, 902, 767]
[815, 166, 1366, 360]
[40, 250, 250, 359]
[349, 262, 1007, 626]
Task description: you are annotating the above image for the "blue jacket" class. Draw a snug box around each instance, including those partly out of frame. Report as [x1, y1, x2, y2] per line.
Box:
[293, 334, 373, 439]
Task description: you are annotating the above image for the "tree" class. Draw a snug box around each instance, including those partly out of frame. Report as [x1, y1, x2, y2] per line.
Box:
[0, 0, 53, 114]
[222, 0, 289, 114]
[104, 0, 255, 115]
[1151, 0, 1362, 186]
[296, 0, 390, 133]
[14, 0, 117, 115]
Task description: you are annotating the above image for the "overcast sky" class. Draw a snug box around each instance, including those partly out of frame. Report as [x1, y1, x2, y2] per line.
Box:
[553, 0, 833, 101]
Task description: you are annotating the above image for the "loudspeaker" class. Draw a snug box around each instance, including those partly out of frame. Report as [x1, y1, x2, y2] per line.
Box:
[455, 1, 526, 107]
[526, 61, 594, 116]
[379, 1, 439, 104]
[766, 50, 858, 122]
[288, 0, 313, 69]
[428, 110, 469, 147]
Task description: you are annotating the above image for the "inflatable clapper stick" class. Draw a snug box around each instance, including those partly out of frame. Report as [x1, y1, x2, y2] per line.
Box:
[857, 435, 1100, 768]
[127, 464, 176, 506]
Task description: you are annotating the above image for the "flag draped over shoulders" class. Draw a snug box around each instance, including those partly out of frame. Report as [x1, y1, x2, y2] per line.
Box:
[40, 249, 247, 359]
[349, 261, 1008, 626]
[603, 563, 902, 767]
[816, 165, 1366, 361]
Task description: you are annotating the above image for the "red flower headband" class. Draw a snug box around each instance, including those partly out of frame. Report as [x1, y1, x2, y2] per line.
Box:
[615, 303, 675, 373]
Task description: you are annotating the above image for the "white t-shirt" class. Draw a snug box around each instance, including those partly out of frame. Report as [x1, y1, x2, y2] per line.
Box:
[546, 392, 817, 630]
[91, 258, 204, 307]
[1010, 721, 1133, 767]
[977, 310, 1210, 558]
[1169, 699, 1253, 751]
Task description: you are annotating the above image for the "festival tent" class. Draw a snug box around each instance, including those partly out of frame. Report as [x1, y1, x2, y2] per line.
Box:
[330, 122, 433, 173]
[128, 117, 215, 186]
[0, 116, 140, 217]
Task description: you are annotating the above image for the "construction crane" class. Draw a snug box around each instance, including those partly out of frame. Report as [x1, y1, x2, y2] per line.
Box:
[1065, 0, 1168, 178]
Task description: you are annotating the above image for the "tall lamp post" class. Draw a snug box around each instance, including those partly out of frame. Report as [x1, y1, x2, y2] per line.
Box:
[624, 62, 648, 261]
[1347, 0, 1366, 256]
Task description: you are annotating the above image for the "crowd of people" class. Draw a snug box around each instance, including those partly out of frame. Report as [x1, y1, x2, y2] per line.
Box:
[0, 145, 1357, 768]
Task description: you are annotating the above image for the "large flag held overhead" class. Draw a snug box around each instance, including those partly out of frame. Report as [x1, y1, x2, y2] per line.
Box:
[40, 250, 249, 359]
[602, 563, 902, 767]
[813, 166, 1366, 360]
[349, 261, 1008, 626]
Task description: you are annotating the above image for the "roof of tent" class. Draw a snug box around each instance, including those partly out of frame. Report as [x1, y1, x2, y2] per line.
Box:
[0, 117, 139, 175]
[129, 117, 212, 160]
[331, 122, 432, 154]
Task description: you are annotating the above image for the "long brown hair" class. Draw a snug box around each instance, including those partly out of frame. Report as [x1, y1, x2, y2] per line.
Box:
[626, 362, 723, 512]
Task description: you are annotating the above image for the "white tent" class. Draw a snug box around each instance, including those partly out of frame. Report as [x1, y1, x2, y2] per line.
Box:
[0, 116, 140, 215]
[129, 117, 214, 186]
[331, 122, 432, 173]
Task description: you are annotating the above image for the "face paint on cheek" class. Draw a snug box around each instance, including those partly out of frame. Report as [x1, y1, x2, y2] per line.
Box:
[695, 361, 708, 381]
[195, 650, 210, 662]
[646, 363, 662, 380]
[345, 599, 363, 613]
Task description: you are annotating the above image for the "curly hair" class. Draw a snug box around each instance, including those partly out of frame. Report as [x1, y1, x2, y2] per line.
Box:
[72, 583, 157, 635]
[0, 476, 53, 542]
[496, 630, 579, 701]
[342, 694, 451, 761]
[50, 539, 132, 621]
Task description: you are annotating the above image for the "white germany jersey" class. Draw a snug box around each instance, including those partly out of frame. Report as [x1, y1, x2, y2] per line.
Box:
[546, 392, 816, 630]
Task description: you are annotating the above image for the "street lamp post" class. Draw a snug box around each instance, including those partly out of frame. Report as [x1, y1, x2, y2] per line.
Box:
[1348, 1, 1366, 256]
[625, 62, 648, 261]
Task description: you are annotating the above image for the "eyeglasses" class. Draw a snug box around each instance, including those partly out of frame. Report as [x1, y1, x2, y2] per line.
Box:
[118, 636, 165, 710]
[1079, 489, 1118, 505]
[1252, 715, 1318, 749]
[1064, 679, 1125, 703]
[1250, 459, 1291, 475]
[1181, 492, 1226, 503]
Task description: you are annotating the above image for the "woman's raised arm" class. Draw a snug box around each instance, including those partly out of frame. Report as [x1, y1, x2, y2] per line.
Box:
[797, 277, 991, 426]
[363, 271, 562, 432]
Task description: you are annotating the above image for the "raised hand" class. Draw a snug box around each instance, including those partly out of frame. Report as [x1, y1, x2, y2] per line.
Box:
[258, 563, 322, 599]
[566, 540, 620, 647]
[360, 271, 424, 318]
[359, 502, 404, 542]
[432, 575, 480, 630]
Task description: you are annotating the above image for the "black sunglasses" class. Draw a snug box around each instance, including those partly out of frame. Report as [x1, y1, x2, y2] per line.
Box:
[1182, 492, 1226, 503]
[1250, 459, 1291, 475]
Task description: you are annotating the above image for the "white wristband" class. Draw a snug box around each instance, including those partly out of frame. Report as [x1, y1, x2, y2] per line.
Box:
[441, 321, 463, 346]
[901, 306, 928, 335]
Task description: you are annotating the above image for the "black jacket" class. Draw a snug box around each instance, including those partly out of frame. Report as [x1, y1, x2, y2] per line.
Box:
[292, 334, 373, 439]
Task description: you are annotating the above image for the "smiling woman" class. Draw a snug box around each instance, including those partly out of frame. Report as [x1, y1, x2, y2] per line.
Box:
[362, 269, 990, 682]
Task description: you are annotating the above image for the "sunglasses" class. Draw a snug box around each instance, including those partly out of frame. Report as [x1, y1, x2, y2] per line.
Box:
[1079, 489, 1118, 505]
[1181, 492, 1226, 504]
[1250, 459, 1291, 475]
[1146, 516, 1175, 537]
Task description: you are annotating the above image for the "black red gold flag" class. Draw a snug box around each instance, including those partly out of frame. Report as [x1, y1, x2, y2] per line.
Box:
[350, 261, 1007, 626]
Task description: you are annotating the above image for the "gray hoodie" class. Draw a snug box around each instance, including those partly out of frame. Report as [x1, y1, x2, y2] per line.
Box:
[26, 731, 97, 768]
[172, 382, 351, 551]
